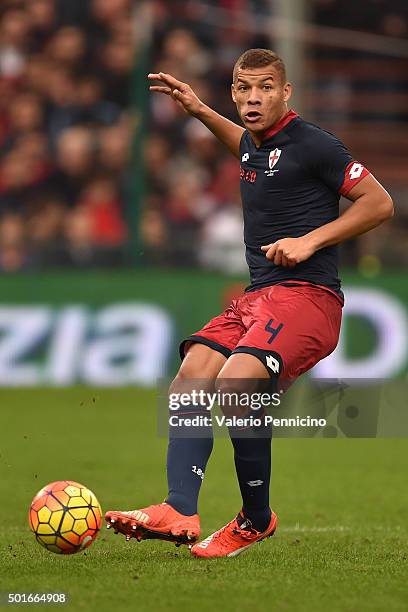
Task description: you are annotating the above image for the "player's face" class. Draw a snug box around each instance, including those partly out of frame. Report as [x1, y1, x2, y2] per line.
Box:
[232, 66, 292, 139]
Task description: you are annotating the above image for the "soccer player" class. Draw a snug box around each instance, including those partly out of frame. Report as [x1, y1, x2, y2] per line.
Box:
[105, 49, 393, 558]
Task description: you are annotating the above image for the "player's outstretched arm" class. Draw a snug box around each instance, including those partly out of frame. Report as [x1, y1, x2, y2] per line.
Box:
[148, 72, 244, 159]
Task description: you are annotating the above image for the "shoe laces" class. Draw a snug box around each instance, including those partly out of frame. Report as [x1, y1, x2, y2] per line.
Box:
[210, 517, 258, 550]
[232, 517, 258, 540]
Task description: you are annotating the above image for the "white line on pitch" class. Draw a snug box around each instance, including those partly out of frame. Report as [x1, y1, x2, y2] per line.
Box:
[279, 525, 405, 533]
[279, 525, 351, 533]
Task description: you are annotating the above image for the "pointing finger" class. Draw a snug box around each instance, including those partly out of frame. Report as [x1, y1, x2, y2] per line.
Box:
[157, 72, 187, 90]
[149, 86, 172, 94]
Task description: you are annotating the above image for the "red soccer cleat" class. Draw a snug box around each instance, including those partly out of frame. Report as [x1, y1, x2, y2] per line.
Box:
[105, 502, 200, 545]
[190, 511, 277, 558]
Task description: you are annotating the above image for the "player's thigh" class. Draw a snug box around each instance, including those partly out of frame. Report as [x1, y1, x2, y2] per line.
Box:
[218, 352, 270, 379]
[235, 285, 342, 388]
[180, 342, 227, 378]
[176, 303, 245, 393]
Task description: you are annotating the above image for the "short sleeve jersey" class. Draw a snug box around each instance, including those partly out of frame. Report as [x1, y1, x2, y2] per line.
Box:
[239, 111, 369, 296]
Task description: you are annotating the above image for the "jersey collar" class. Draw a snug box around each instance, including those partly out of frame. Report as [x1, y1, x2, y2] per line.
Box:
[262, 109, 298, 141]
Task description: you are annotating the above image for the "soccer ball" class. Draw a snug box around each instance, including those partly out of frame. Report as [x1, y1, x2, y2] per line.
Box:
[29, 480, 102, 555]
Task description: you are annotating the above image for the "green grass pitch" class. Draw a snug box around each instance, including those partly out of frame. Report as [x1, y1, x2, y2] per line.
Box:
[0, 388, 407, 611]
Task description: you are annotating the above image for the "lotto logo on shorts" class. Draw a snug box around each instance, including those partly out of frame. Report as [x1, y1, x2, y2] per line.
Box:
[266, 355, 280, 374]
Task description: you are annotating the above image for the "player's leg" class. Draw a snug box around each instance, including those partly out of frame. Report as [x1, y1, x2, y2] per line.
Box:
[105, 343, 226, 545]
[191, 353, 278, 558]
[218, 353, 275, 532]
[166, 343, 226, 518]
[191, 283, 342, 558]
[163, 304, 243, 529]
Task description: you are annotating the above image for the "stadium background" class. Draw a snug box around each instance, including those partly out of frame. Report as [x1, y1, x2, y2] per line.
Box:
[0, 0, 407, 385]
[1, 2, 407, 611]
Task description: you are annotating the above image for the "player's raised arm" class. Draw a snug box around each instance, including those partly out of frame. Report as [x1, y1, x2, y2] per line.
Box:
[148, 72, 244, 159]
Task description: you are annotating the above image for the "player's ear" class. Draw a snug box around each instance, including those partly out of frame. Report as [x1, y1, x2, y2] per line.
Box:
[283, 82, 292, 103]
[231, 83, 237, 103]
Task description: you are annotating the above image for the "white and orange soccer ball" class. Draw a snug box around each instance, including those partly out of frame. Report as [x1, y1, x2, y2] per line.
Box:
[29, 480, 102, 554]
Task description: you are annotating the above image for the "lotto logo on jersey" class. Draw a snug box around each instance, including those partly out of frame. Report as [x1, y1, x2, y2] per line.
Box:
[340, 161, 369, 196]
[349, 163, 364, 179]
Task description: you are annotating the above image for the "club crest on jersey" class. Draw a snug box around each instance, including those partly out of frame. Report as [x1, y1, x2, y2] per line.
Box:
[265, 148, 281, 176]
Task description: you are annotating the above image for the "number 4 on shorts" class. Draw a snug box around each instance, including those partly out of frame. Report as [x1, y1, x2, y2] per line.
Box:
[265, 319, 284, 344]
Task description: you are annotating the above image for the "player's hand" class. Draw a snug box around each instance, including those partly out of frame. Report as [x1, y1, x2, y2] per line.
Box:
[261, 236, 316, 267]
[148, 72, 203, 116]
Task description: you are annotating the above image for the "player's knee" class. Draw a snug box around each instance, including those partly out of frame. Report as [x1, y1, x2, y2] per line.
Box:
[169, 370, 193, 396]
[214, 377, 249, 417]
[173, 360, 203, 384]
[170, 363, 213, 396]
[176, 342, 226, 384]
[215, 374, 278, 417]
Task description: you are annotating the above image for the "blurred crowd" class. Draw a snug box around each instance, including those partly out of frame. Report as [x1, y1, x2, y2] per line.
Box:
[142, 0, 408, 273]
[142, 0, 271, 272]
[312, 0, 407, 39]
[0, 0, 134, 271]
[0, 0, 406, 273]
